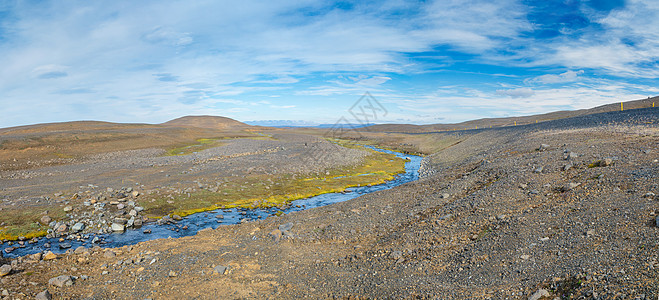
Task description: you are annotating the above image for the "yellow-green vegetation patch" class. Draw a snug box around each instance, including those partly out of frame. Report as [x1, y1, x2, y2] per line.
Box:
[164, 138, 225, 156]
[143, 144, 407, 218]
[0, 207, 64, 241]
[163, 134, 276, 156]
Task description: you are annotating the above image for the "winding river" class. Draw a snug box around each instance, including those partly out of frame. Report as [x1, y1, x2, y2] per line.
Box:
[1, 146, 422, 258]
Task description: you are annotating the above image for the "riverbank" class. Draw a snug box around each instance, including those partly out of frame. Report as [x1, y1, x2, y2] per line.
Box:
[0, 108, 657, 299]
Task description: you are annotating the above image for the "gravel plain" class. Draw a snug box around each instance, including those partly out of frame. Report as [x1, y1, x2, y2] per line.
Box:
[0, 108, 658, 299]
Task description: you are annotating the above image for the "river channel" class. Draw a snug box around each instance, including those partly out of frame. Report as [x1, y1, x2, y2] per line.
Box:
[1, 146, 421, 258]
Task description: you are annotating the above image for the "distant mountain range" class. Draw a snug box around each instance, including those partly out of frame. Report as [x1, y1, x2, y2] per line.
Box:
[245, 120, 374, 128]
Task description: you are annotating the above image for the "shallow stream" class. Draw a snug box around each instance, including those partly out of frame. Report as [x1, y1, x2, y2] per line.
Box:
[1, 146, 421, 258]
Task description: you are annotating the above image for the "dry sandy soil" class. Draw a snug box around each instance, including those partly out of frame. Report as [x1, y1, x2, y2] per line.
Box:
[0, 106, 658, 299]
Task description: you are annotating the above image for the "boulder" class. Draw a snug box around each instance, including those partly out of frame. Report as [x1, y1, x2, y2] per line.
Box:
[111, 223, 125, 232]
[0, 264, 11, 277]
[48, 275, 73, 287]
[71, 222, 85, 233]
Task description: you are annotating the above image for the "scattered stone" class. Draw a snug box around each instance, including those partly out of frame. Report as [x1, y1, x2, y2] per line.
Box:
[104, 251, 116, 258]
[214, 265, 229, 275]
[63, 206, 73, 212]
[655, 215, 659, 228]
[643, 192, 655, 198]
[35, 290, 52, 300]
[562, 182, 580, 192]
[563, 164, 573, 171]
[59, 243, 72, 249]
[520, 255, 531, 260]
[143, 229, 152, 234]
[168, 270, 177, 277]
[111, 223, 125, 232]
[71, 222, 85, 233]
[595, 158, 613, 167]
[440, 193, 450, 199]
[533, 166, 544, 173]
[529, 289, 550, 300]
[538, 144, 550, 151]
[279, 222, 294, 232]
[117, 203, 125, 210]
[56, 224, 67, 233]
[74, 246, 89, 255]
[40, 216, 52, 225]
[43, 251, 57, 260]
[172, 215, 182, 221]
[269, 229, 282, 242]
[564, 151, 578, 160]
[131, 191, 140, 197]
[0, 264, 12, 277]
[48, 275, 73, 287]
[518, 184, 528, 189]
[215, 214, 224, 219]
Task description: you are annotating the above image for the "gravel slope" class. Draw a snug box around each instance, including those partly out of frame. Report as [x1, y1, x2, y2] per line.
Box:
[0, 108, 657, 299]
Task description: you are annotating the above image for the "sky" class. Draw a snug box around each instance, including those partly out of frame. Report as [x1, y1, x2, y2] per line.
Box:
[0, 0, 658, 128]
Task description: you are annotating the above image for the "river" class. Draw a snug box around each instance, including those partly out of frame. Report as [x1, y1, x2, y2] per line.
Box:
[1, 146, 421, 258]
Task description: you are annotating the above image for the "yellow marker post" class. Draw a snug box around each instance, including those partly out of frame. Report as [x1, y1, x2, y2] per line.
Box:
[514, 121, 517, 126]
[653, 102, 655, 107]
[621, 102, 623, 111]
[475, 125, 477, 129]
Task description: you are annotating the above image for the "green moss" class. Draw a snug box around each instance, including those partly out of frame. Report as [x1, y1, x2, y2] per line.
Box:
[144, 144, 407, 218]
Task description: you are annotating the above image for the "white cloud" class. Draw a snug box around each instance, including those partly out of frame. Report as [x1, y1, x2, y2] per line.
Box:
[496, 87, 535, 98]
[529, 70, 584, 84]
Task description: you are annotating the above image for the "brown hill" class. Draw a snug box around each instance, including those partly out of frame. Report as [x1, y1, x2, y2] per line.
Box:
[161, 115, 253, 130]
[364, 96, 658, 133]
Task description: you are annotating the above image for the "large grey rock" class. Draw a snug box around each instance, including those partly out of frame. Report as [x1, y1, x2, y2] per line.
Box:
[0, 264, 11, 277]
[48, 275, 73, 287]
[40, 215, 52, 225]
[656, 215, 659, 228]
[71, 222, 85, 233]
[36, 290, 52, 300]
[111, 223, 125, 232]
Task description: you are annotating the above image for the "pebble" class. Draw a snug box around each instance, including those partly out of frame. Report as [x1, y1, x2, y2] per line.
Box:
[48, 275, 73, 287]
[520, 255, 531, 260]
[143, 229, 152, 234]
[63, 206, 73, 212]
[168, 270, 177, 277]
[104, 251, 116, 258]
[172, 215, 183, 221]
[59, 243, 72, 249]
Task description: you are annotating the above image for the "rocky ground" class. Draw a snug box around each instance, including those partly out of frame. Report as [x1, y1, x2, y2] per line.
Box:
[0, 133, 368, 242]
[0, 108, 658, 299]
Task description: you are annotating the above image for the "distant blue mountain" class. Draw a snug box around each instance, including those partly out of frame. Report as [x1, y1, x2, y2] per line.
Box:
[245, 120, 374, 128]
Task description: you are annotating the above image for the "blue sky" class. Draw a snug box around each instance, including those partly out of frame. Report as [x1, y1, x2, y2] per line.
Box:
[0, 0, 658, 128]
